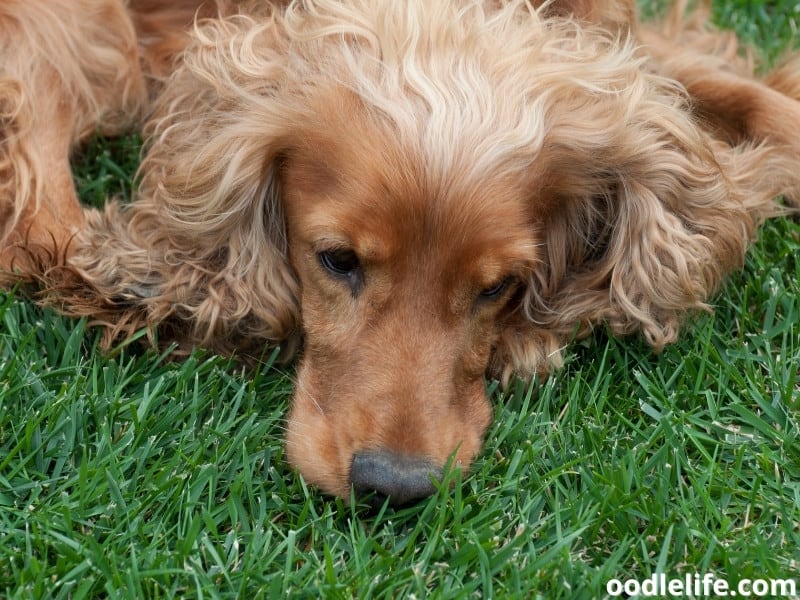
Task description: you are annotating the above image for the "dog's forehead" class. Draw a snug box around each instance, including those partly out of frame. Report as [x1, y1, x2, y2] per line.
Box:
[284, 128, 538, 278]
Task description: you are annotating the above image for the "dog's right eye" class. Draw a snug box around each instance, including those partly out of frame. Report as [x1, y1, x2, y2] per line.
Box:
[318, 249, 360, 278]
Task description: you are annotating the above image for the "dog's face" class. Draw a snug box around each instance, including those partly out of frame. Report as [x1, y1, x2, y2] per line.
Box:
[281, 97, 539, 503]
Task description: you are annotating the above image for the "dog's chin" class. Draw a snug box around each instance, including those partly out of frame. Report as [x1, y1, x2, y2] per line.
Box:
[284, 361, 493, 505]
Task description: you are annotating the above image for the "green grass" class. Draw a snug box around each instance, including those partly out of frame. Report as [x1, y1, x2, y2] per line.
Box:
[1, 2, 799, 598]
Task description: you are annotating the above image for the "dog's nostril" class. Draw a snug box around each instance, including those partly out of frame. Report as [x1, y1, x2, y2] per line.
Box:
[350, 450, 441, 507]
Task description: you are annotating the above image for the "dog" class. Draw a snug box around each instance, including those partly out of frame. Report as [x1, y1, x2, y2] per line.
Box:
[1, 0, 799, 506]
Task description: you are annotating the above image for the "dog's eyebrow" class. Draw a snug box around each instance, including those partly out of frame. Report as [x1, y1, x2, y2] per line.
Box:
[311, 237, 353, 252]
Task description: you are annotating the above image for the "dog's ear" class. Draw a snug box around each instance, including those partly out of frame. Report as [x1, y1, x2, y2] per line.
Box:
[63, 12, 301, 357]
[494, 66, 795, 382]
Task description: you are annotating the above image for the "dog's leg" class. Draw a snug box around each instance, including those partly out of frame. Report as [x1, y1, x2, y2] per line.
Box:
[128, 0, 241, 80]
[640, 29, 800, 142]
[0, 0, 146, 274]
[0, 84, 85, 272]
[637, 26, 800, 206]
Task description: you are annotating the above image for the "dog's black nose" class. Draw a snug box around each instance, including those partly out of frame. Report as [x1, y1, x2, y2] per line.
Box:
[350, 450, 441, 508]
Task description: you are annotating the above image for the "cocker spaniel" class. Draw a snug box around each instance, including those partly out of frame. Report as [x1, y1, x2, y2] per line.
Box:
[1, 0, 799, 506]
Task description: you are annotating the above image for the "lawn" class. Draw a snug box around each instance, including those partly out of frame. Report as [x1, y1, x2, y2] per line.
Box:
[1, 1, 799, 599]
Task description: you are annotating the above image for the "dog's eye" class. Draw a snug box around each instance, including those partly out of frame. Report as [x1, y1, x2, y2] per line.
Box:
[479, 277, 513, 300]
[318, 249, 360, 277]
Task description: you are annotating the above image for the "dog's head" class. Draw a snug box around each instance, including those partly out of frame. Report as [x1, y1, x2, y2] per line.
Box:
[129, 0, 757, 504]
[279, 92, 542, 502]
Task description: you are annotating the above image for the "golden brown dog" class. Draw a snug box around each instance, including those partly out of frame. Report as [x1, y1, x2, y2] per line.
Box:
[2, 0, 799, 505]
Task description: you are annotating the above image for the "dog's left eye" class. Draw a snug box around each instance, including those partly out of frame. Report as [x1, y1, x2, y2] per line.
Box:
[318, 249, 360, 277]
[479, 277, 513, 300]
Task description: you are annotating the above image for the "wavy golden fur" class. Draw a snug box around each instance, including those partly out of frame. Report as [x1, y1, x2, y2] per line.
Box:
[1, 0, 799, 504]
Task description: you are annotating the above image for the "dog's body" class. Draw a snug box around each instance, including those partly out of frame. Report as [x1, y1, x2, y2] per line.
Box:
[1, 0, 798, 504]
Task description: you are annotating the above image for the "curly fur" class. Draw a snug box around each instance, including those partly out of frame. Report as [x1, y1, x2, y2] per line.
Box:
[1, 0, 799, 501]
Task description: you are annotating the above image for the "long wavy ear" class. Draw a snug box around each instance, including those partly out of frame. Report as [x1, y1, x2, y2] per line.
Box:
[492, 41, 800, 383]
[49, 10, 301, 359]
